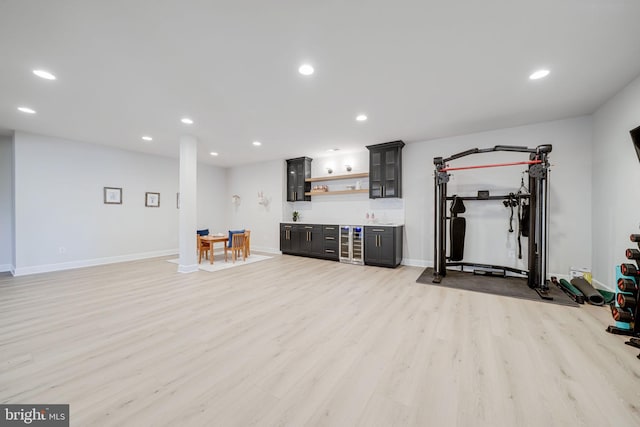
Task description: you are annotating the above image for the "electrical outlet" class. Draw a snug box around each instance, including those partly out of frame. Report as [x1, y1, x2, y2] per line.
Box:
[58, 247, 66, 254]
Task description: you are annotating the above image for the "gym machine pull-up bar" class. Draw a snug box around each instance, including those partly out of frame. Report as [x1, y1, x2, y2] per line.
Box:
[432, 144, 552, 298]
[439, 159, 542, 172]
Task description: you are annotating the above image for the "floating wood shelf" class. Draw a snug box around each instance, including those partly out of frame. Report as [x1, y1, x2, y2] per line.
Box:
[305, 189, 369, 196]
[305, 172, 369, 183]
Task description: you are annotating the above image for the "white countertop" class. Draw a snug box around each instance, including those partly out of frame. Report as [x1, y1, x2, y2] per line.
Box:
[282, 222, 404, 227]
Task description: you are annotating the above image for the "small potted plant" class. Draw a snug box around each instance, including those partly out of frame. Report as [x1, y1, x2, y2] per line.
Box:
[292, 211, 299, 222]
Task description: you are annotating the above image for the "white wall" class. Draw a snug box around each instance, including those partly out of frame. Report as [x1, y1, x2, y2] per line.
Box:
[5, 115, 600, 276]
[403, 116, 593, 276]
[225, 159, 284, 253]
[12, 131, 225, 275]
[0, 134, 14, 271]
[592, 74, 640, 289]
[197, 165, 227, 232]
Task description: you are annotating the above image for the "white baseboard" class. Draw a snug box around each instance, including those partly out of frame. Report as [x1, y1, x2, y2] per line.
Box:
[401, 258, 432, 268]
[0, 263, 13, 273]
[591, 277, 614, 292]
[251, 246, 281, 255]
[12, 249, 178, 276]
[177, 264, 199, 273]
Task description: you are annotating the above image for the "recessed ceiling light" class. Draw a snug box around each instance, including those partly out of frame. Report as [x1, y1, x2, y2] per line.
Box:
[142, 136, 153, 141]
[298, 64, 314, 76]
[33, 69, 56, 80]
[356, 114, 368, 122]
[327, 148, 340, 152]
[252, 141, 262, 146]
[181, 117, 194, 124]
[529, 69, 550, 80]
[17, 106, 36, 114]
[210, 152, 219, 156]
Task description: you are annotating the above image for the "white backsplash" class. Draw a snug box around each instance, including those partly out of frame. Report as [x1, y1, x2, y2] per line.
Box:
[283, 196, 405, 225]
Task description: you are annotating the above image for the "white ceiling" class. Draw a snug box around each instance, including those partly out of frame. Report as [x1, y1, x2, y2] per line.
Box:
[1, 0, 640, 167]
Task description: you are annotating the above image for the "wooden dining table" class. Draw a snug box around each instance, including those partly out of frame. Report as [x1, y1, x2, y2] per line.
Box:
[199, 235, 228, 264]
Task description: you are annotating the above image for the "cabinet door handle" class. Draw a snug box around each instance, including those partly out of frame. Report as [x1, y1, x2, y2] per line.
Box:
[325, 249, 335, 253]
[372, 229, 385, 232]
[325, 236, 335, 240]
[326, 227, 335, 230]
[305, 226, 313, 229]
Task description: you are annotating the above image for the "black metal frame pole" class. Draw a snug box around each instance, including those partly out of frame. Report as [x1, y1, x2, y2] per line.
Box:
[527, 146, 552, 291]
[439, 179, 447, 278]
[528, 164, 538, 288]
[433, 170, 439, 278]
[433, 158, 448, 282]
[539, 151, 550, 291]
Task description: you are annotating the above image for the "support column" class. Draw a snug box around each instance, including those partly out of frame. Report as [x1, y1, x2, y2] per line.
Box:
[178, 135, 198, 273]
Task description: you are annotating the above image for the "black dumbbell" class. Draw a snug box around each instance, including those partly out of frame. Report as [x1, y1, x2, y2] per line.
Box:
[617, 293, 637, 309]
[618, 278, 639, 293]
[626, 248, 640, 260]
[621, 263, 639, 276]
[612, 306, 634, 323]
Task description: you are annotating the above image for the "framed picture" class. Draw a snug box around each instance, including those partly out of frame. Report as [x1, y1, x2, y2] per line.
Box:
[145, 192, 160, 207]
[176, 192, 180, 209]
[104, 187, 122, 204]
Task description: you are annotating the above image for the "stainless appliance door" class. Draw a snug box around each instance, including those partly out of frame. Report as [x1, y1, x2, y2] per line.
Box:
[352, 226, 364, 264]
[339, 226, 352, 262]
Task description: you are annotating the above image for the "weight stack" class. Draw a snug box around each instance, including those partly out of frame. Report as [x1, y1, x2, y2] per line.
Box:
[609, 266, 636, 332]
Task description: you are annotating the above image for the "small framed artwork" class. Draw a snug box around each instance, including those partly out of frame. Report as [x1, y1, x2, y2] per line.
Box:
[176, 192, 180, 209]
[104, 187, 122, 204]
[145, 192, 160, 207]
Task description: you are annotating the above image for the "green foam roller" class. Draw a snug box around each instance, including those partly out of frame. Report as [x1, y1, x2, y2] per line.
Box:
[560, 278, 585, 298]
[597, 289, 616, 304]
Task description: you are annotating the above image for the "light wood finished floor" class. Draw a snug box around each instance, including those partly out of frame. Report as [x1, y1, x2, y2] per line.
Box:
[1, 255, 639, 427]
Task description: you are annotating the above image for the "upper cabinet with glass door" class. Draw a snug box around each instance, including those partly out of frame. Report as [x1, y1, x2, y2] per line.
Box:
[366, 141, 405, 198]
[286, 157, 312, 201]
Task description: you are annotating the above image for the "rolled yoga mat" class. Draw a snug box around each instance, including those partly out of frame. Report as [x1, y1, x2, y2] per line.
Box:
[570, 277, 605, 306]
[558, 278, 585, 304]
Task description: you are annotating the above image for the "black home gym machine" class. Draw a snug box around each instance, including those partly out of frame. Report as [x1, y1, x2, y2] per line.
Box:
[433, 145, 553, 299]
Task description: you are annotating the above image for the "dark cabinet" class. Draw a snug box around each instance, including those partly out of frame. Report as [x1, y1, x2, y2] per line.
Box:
[286, 157, 312, 202]
[280, 223, 296, 253]
[364, 226, 403, 268]
[367, 141, 404, 199]
[281, 223, 333, 260]
[322, 225, 339, 260]
[299, 225, 323, 256]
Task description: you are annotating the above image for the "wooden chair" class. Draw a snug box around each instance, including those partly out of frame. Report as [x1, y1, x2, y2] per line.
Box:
[244, 229, 251, 257]
[225, 232, 246, 263]
[197, 234, 210, 264]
